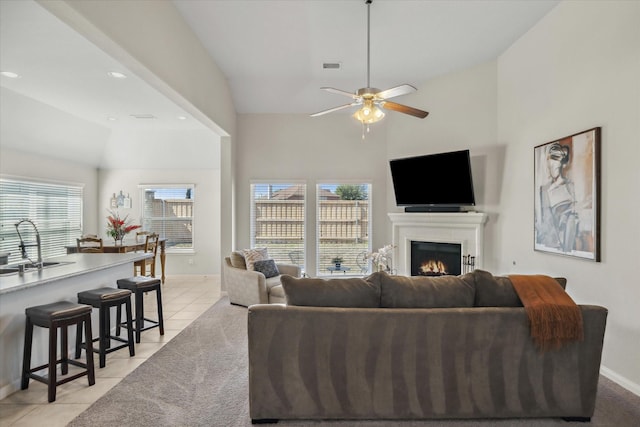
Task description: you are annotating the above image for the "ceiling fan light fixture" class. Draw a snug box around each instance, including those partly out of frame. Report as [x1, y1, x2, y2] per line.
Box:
[353, 100, 385, 124]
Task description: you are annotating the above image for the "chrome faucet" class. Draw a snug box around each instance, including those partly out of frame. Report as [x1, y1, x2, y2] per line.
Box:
[15, 219, 43, 270]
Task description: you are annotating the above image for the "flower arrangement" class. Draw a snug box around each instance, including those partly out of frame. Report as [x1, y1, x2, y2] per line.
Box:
[367, 244, 396, 272]
[106, 210, 141, 243]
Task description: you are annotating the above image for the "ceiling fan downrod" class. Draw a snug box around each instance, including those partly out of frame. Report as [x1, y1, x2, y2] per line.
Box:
[366, 0, 372, 89]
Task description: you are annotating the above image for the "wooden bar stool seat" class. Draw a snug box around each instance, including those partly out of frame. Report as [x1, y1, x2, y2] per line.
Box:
[116, 276, 164, 343]
[75, 287, 135, 368]
[22, 301, 95, 402]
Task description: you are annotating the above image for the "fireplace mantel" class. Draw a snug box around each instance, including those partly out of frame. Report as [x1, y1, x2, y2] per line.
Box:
[388, 212, 488, 276]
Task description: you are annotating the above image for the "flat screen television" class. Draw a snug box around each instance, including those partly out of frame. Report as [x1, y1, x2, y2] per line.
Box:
[389, 149, 476, 212]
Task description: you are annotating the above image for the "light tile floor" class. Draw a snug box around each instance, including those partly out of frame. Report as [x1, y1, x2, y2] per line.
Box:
[0, 274, 222, 427]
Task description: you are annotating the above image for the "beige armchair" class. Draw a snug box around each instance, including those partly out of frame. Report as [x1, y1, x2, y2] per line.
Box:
[223, 255, 301, 307]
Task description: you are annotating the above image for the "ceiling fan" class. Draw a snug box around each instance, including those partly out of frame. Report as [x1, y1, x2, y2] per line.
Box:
[310, 0, 429, 129]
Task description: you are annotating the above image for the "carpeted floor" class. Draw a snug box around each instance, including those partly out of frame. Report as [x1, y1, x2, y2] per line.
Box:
[68, 297, 640, 427]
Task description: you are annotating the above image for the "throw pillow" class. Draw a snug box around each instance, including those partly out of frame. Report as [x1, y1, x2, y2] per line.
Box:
[472, 270, 567, 307]
[281, 274, 381, 308]
[253, 259, 280, 278]
[229, 250, 246, 269]
[243, 248, 269, 271]
[379, 271, 476, 308]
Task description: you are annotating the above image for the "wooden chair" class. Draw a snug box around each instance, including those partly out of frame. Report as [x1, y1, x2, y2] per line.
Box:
[134, 233, 159, 277]
[77, 236, 104, 253]
[135, 230, 150, 245]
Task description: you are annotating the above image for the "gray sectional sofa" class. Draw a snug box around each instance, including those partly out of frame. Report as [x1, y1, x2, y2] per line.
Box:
[247, 270, 608, 423]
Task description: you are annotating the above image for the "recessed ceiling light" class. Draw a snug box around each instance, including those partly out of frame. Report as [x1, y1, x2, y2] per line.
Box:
[177, 116, 187, 120]
[1, 71, 21, 78]
[107, 71, 127, 79]
[107, 116, 117, 121]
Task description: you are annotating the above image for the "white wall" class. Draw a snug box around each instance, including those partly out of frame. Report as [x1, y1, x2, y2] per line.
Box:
[385, 60, 500, 266]
[236, 114, 388, 275]
[98, 168, 221, 275]
[496, 0, 640, 392]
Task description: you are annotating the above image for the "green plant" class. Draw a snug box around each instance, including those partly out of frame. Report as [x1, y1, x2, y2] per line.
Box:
[331, 256, 344, 264]
[336, 184, 367, 200]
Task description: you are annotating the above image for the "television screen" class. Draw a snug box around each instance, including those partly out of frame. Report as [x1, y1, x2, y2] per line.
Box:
[389, 149, 476, 210]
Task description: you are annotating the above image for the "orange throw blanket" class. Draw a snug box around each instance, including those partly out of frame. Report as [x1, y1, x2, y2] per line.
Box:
[509, 274, 584, 351]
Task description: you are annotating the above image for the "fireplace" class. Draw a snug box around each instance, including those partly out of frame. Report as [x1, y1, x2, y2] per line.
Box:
[411, 241, 461, 276]
[388, 212, 488, 276]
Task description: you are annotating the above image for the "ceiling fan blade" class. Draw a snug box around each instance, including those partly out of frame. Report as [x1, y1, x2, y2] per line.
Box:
[310, 103, 357, 117]
[321, 87, 358, 99]
[381, 101, 429, 119]
[376, 84, 417, 100]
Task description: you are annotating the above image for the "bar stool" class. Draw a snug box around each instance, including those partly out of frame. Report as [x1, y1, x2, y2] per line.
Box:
[116, 276, 164, 343]
[22, 301, 95, 402]
[75, 287, 135, 368]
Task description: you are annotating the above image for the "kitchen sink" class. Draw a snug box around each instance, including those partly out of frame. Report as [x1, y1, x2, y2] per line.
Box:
[0, 261, 75, 276]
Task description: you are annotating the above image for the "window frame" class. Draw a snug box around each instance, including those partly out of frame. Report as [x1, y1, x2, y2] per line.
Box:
[139, 184, 195, 253]
[315, 181, 372, 277]
[249, 180, 306, 273]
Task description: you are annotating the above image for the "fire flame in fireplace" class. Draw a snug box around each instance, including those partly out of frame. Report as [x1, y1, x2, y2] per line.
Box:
[419, 260, 448, 276]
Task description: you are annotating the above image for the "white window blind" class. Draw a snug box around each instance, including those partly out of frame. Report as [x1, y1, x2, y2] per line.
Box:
[0, 178, 83, 265]
[250, 183, 306, 271]
[316, 183, 371, 276]
[140, 185, 194, 251]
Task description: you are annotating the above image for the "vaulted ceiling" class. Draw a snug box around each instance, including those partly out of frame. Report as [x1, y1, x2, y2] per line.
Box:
[0, 0, 559, 166]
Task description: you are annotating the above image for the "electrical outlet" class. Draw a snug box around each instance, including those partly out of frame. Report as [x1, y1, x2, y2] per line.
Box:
[188, 258, 194, 265]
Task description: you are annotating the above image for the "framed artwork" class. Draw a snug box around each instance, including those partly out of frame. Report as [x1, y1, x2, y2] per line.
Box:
[534, 127, 601, 261]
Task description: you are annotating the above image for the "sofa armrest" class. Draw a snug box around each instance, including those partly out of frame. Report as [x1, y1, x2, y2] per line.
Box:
[276, 263, 301, 278]
[223, 257, 269, 306]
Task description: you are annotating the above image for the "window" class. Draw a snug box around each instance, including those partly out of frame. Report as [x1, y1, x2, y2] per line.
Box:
[0, 177, 83, 265]
[140, 185, 194, 251]
[316, 183, 371, 276]
[250, 182, 306, 272]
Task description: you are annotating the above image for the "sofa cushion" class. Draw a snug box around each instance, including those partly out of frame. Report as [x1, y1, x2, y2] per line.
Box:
[269, 284, 285, 299]
[265, 275, 283, 290]
[230, 250, 247, 269]
[281, 274, 381, 308]
[472, 269, 567, 307]
[253, 259, 280, 278]
[243, 248, 269, 271]
[378, 271, 475, 308]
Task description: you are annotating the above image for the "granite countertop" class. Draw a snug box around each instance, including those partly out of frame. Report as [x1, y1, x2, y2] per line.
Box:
[0, 252, 151, 295]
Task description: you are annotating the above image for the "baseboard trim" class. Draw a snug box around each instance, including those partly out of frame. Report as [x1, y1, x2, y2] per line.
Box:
[601, 365, 640, 396]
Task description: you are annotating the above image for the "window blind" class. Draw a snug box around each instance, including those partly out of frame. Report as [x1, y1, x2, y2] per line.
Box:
[0, 178, 83, 265]
[250, 182, 306, 271]
[316, 183, 371, 276]
[141, 185, 194, 250]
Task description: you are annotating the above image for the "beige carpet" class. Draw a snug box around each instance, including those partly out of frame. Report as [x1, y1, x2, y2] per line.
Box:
[68, 297, 640, 426]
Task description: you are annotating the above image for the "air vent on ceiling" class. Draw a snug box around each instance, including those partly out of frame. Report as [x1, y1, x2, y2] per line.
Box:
[322, 62, 341, 70]
[130, 114, 156, 119]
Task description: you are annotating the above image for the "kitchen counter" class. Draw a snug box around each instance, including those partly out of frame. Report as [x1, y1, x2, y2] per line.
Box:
[0, 252, 151, 295]
[0, 252, 152, 400]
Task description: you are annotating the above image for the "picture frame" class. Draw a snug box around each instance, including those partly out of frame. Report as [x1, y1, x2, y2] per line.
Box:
[534, 127, 601, 261]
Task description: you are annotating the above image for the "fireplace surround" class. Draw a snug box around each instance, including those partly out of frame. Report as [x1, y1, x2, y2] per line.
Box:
[388, 212, 488, 276]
